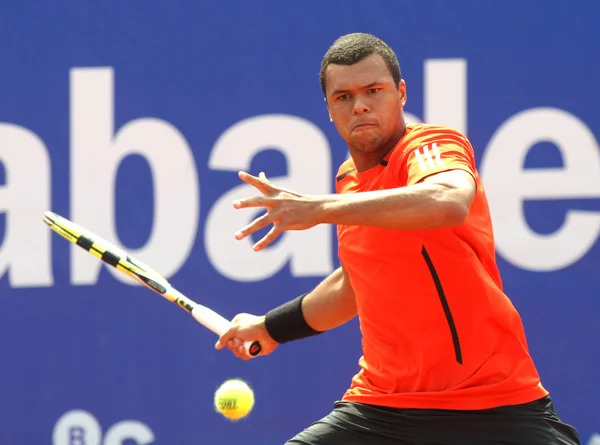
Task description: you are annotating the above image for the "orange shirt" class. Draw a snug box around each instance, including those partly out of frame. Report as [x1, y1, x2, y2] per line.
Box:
[337, 123, 548, 410]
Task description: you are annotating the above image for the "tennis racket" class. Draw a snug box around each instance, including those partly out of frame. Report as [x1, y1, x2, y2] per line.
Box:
[42, 210, 262, 357]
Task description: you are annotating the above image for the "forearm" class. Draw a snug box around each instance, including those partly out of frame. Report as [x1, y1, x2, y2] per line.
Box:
[301, 266, 357, 332]
[263, 266, 357, 344]
[316, 182, 470, 230]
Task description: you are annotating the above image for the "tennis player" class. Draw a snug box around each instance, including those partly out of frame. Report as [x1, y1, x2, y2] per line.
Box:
[215, 33, 581, 445]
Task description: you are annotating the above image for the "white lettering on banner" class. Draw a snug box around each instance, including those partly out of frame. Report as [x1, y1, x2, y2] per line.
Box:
[424, 59, 468, 135]
[53, 410, 101, 445]
[589, 434, 600, 445]
[0, 124, 53, 287]
[206, 115, 333, 281]
[397, 59, 468, 135]
[103, 420, 155, 445]
[1, 59, 599, 289]
[53, 410, 155, 445]
[481, 107, 600, 272]
[69, 67, 200, 285]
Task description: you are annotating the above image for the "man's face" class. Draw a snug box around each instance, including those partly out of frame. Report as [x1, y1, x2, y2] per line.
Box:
[324, 53, 406, 154]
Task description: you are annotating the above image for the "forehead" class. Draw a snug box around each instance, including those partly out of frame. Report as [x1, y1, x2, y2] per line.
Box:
[324, 53, 394, 94]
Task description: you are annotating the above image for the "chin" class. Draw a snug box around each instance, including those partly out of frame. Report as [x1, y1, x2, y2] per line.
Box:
[351, 137, 386, 153]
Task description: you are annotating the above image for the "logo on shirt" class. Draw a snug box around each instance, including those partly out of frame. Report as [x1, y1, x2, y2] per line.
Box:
[413, 143, 445, 172]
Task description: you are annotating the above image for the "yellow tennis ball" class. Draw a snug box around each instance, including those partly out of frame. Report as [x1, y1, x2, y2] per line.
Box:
[214, 379, 255, 420]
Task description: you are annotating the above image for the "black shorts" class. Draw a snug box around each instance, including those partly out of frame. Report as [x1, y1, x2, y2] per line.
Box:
[285, 396, 581, 445]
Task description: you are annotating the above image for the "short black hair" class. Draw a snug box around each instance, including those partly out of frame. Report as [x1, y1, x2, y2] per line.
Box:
[320, 33, 402, 96]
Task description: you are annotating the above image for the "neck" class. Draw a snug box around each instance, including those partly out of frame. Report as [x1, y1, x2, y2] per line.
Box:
[350, 123, 407, 172]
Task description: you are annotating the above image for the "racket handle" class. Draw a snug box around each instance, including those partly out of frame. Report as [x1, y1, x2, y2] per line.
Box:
[191, 305, 262, 357]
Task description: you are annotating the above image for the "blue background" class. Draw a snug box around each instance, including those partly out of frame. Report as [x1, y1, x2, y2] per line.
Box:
[0, 1, 599, 444]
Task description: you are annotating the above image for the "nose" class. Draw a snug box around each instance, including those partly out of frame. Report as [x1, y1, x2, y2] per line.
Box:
[352, 97, 370, 115]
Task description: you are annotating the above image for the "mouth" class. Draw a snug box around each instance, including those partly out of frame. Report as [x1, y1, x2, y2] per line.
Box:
[353, 122, 377, 130]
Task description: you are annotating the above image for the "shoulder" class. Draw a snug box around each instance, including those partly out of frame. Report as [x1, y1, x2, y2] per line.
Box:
[397, 123, 475, 162]
[387, 123, 477, 179]
[335, 158, 357, 193]
[335, 158, 356, 181]
[406, 122, 470, 144]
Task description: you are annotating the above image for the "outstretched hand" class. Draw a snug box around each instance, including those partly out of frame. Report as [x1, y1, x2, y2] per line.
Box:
[233, 171, 322, 251]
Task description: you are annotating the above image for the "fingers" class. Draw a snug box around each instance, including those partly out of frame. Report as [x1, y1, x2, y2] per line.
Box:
[253, 225, 282, 252]
[238, 171, 273, 194]
[222, 338, 252, 360]
[215, 324, 238, 350]
[233, 196, 273, 209]
[232, 170, 288, 251]
[232, 170, 281, 209]
[237, 343, 251, 360]
[235, 212, 272, 241]
[216, 314, 252, 359]
[215, 314, 244, 350]
[216, 330, 251, 359]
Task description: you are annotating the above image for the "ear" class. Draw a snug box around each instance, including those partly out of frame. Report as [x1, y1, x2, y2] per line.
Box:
[398, 79, 407, 108]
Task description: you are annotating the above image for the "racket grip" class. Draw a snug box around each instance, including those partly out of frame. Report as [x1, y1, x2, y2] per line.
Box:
[191, 305, 262, 357]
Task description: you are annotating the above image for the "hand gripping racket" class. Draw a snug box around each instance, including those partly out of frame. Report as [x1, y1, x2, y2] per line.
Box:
[43, 211, 262, 357]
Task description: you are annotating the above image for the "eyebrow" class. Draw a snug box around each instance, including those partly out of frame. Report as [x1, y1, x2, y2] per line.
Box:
[330, 81, 382, 96]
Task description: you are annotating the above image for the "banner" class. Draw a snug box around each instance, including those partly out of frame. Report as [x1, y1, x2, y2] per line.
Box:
[0, 1, 598, 444]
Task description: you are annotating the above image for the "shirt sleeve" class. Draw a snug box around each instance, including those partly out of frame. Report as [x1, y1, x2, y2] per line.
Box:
[404, 131, 476, 186]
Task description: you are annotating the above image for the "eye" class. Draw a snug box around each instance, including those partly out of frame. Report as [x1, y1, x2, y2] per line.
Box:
[367, 88, 381, 94]
[337, 94, 351, 101]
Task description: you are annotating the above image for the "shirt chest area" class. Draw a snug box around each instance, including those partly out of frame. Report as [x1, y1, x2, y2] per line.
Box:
[337, 222, 423, 265]
[347, 160, 408, 193]
[335, 158, 416, 261]
[336, 178, 424, 266]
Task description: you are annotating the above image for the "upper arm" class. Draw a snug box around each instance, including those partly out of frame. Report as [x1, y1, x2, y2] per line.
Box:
[422, 169, 476, 207]
[340, 263, 356, 298]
